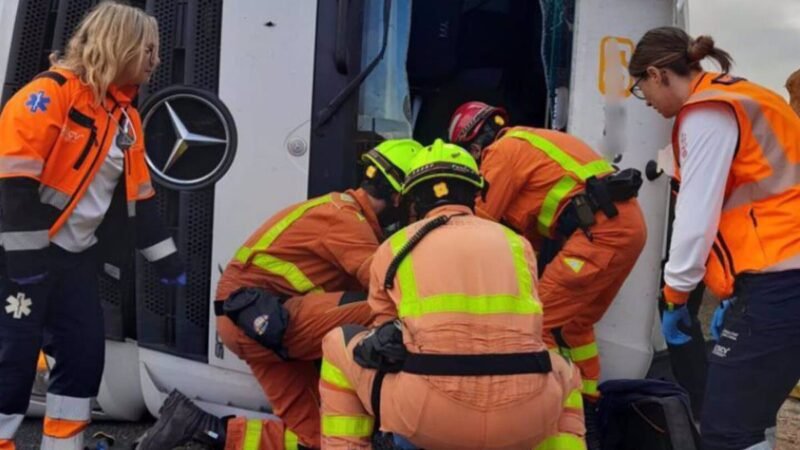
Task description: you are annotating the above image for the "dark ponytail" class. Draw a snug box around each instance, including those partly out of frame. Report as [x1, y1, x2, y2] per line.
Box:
[629, 27, 733, 78]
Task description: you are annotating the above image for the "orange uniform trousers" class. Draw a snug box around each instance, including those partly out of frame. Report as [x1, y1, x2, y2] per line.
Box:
[319, 327, 585, 450]
[540, 199, 647, 399]
[217, 292, 372, 449]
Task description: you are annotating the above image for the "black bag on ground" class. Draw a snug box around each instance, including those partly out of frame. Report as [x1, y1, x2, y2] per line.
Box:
[221, 287, 290, 360]
[598, 379, 700, 450]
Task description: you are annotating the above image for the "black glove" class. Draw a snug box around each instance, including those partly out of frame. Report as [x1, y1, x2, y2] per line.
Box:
[353, 320, 407, 373]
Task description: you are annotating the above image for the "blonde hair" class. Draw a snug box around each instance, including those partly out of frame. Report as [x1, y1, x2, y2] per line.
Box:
[50, 1, 159, 104]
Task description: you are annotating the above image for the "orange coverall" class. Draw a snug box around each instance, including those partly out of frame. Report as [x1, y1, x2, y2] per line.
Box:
[477, 127, 647, 399]
[319, 205, 585, 450]
[216, 188, 380, 449]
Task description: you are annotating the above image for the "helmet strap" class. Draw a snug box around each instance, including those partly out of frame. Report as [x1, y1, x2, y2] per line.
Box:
[466, 120, 502, 163]
[361, 170, 396, 203]
[410, 179, 477, 218]
[378, 200, 408, 231]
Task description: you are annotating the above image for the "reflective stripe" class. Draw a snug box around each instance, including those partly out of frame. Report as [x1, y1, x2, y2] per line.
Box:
[564, 389, 583, 410]
[502, 227, 534, 302]
[504, 131, 613, 179]
[39, 186, 70, 210]
[569, 342, 598, 362]
[0, 413, 23, 439]
[43, 417, 87, 439]
[0, 156, 43, 177]
[321, 358, 353, 390]
[321, 415, 374, 438]
[127, 201, 136, 218]
[535, 433, 587, 450]
[390, 226, 542, 318]
[140, 238, 177, 262]
[583, 159, 616, 175]
[41, 432, 84, 450]
[1, 230, 49, 251]
[582, 379, 599, 397]
[398, 293, 542, 317]
[284, 429, 299, 450]
[251, 195, 332, 250]
[687, 90, 800, 211]
[236, 249, 323, 294]
[504, 130, 614, 236]
[137, 180, 155, 198]
[45, 394, 91, 422]
[726, 94, 799, 210]
[538, 176, 577, 236]
[243, 419, 262, 450]
[44, 395, 89, 445]
[235, 195, 333, 294]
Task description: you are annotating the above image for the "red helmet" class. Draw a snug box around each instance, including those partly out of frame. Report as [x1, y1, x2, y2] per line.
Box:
[447, 101, 509, 144]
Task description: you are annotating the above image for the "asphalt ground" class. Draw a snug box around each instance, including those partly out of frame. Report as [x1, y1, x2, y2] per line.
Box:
[17, 418, 399, 449]
[17, 419, 156, 450]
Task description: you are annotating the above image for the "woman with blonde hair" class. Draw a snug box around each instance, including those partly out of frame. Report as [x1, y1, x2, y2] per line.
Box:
[630, 27, 800, 450]
[0, 2, 184, 448]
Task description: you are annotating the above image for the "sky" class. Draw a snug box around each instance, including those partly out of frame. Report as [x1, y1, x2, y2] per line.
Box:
[689, 0, 800, 98]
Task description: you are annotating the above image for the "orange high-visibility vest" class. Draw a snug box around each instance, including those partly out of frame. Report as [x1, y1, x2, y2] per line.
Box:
[672, 72, 800, 298]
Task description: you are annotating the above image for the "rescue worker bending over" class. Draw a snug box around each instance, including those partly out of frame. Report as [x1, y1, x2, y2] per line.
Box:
[630, 28, 800, 450]
[137, 139, 421, 450]
[448, 102, 647, 408]
[0, 4, 184, 449]
[319, 140, 586, 450]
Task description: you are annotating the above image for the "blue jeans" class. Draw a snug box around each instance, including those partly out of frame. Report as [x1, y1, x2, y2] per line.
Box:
[701, 269, 800, 450]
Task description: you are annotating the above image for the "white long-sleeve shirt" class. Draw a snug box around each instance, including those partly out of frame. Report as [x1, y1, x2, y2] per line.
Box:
[52, 128, 125, 252]
[664, 103, 738, 295]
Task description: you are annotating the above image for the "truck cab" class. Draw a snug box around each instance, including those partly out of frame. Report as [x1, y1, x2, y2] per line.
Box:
[0, 0, 684, 420]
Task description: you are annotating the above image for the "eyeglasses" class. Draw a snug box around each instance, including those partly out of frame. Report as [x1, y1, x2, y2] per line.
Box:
[629, 77, 646, 100]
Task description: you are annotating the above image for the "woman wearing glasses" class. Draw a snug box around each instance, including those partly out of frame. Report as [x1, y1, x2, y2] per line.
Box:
[0, 2, 184, 448]
[630, 27, 800, 450]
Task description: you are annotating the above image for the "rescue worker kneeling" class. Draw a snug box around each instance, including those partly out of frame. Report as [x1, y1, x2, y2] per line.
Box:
[136, 140, 421, 450]
[319, 140, 586, 450]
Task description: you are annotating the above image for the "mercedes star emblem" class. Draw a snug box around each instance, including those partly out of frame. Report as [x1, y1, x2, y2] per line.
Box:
[162, 101, 227, 172]
[141, 86, 237, 190]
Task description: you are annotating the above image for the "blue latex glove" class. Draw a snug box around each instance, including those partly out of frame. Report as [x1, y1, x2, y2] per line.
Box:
[11, 272, 48, 286]
[392, 434, 419, 450]
[160, 272, 187, 286]
[711, 297, 735, 341]
[662, 305, 692, 345]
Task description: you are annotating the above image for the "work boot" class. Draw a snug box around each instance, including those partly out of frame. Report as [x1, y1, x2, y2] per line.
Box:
[135, 389, 227, 450]
[584, 400, 602, 450]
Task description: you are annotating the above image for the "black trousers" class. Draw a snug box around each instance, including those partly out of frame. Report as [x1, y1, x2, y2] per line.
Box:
[0, 246, 104, 438]
[701, 270, 800, 450]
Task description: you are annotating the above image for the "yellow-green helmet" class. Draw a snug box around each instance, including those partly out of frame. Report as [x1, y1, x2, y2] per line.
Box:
[361, 139, 423, 192]
[402, 139, 484, 195]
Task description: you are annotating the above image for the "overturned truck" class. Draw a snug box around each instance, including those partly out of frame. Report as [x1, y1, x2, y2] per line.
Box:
[0, 0, 684, 421]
